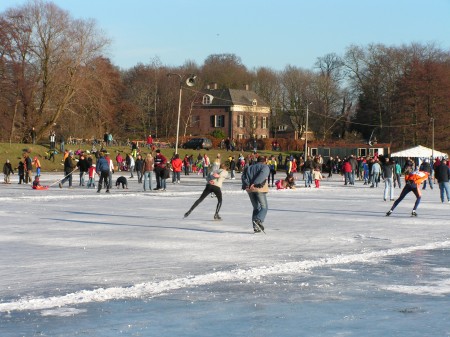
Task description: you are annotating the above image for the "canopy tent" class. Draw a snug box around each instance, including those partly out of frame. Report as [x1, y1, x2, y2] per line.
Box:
[390, 145, 448, 159]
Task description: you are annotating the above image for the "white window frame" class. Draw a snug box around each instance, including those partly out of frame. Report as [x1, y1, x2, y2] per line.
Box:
[261, 116, 267, 129]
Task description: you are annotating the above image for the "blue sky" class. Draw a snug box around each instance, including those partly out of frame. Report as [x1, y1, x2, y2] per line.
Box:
[1, 0, 450, 70]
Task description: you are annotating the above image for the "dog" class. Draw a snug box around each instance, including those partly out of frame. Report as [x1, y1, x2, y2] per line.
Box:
[115, 176, 128, 189]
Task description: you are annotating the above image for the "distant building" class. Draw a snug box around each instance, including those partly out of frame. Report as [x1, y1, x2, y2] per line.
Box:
[188, 85, 270, 141]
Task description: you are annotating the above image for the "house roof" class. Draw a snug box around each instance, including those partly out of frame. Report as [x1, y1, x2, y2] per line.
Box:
[201, 89, 270, 107]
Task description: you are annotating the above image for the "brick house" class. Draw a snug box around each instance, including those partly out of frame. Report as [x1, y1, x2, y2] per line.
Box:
[188, 86, 271, 141]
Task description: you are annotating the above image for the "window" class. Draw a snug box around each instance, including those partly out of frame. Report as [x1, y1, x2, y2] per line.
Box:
[358, 148, 367, 157]
[261, 134, 267, 139]
[210, 115, 225, 127]
[251, 116, 257, 129]
[311, 148, 318, 156]
[252, 99, 257, 106]
[277, 125, 287, 131]
[238, 134, 243, 140]
[190, 115, 200, 127]
[261, 117, 267, 129]
[237, 115, 244, 128]
[202, 94, 213, 105]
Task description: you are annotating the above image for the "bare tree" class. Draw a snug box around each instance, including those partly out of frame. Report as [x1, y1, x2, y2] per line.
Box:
[0, 0, 110, 142]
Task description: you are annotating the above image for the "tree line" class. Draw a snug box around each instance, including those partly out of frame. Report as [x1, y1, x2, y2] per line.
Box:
[1, 0, 449, 152]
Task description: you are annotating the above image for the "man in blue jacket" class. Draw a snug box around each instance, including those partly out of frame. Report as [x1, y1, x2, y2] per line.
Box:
[96, 152, 110, 193]
[242, 156, 270, 233]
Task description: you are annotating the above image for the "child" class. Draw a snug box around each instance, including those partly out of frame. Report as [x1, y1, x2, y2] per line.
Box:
[32, 176, 48, 190]
[17, 161, 25, 184]
[3, 159, 14, 184]
[33, 156, 41, 176]
[87, 164, 96, 188]
[115, 176, 128, 189]
[275, 176, 296, 190]
[313, 168, 323, 188]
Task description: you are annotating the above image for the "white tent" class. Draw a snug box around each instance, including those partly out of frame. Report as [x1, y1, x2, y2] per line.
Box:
[390, 145, 448, 158]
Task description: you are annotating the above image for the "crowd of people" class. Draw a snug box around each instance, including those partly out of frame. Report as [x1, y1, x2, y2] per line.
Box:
[3, 142, 450, 232]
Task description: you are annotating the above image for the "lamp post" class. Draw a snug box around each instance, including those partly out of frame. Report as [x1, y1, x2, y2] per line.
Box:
[167, 73, 196, 154]
[431, 117, 435, 160]
[304, 102, 311, 157]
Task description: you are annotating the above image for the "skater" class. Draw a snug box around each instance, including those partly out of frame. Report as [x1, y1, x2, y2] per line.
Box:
[184, 163, 228, 220]
[143, 153, 154, 191]
[32, 156, 41, 177]
[17, 161, 25, 184]
[87, 164, 96, 188]
[59, 151, 76, 188]
[115, 176, 128, 189]
[242, 156, 270, 233]
[3, 159, 14, 184]
[386, 168, 429, 217]
[171, 153, 182, 183]
[435, 158, 450, 203]
[313, 167, 323, 188]
[267, 155, 277, 187]
[96, 152, 110, 193]
[382, 157, 395, 201]
[153, 149, 167, 190]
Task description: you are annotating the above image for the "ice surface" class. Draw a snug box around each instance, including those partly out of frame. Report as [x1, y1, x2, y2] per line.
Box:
[1, 172, 450, 336]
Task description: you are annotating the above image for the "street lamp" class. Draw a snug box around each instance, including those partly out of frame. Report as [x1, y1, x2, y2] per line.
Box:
[304, 102, 312, 157]
[167, 73, 196, 154]
[431, 117, 435, 160]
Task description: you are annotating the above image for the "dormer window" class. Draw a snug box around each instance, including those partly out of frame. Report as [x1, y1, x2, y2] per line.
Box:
[252, 99, 257, 106]
[202, 94, 213, 105]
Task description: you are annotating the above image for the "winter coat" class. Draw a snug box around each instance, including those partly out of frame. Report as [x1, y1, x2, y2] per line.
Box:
[242, 162, 270, 193]
[342, 161, 352, 173]
[3, 162, 14, 175]
[154, 153, 167, 169]
[76, 157, 90, 173]
[435, 163, 450, 183]
[381, 163, 395, 179]
[371, 162, 381, 174]
[135, 158, 144, 172]
[96, 156, 110, 173]
[64, 156, 76, 174]
[143, 156, 154, 172]
[171, 158, 183, 172]
[207, 169, 228, 188]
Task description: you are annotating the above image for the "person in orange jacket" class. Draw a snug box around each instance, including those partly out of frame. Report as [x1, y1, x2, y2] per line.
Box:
[171, 153, 183, 184]
[386, 168, 429, 217]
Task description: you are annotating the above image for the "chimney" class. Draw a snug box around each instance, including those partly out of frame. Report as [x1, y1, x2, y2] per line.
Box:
[213, 82, 218, 89]
[206, 84, 210, 89]
[245, 84, 249, 91]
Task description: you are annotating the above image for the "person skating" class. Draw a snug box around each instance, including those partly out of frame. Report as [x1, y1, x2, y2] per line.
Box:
[435, 158, 450, 203]
[59, 151, 76, 188]
[241, 156, 270, 233]
[184, 163, 228, 220]
[96, 152, 110, 193]
[386, 167, 429, 217]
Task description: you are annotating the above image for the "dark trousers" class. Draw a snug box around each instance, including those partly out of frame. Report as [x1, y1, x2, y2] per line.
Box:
[98, 171, 109, 192]
[391, 183, 421, 211]
[154, 167, 164, 189]
[187, 184, 222, 216]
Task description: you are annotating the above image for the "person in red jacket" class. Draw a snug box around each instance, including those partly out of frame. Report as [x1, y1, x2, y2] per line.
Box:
[342, 159, 352, 185]
[153, 149, 167, 190]
[386, 168, 429, 217]
[171, 153, 183, 184]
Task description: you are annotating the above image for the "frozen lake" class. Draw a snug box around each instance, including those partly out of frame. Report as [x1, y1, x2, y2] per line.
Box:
[1, 172, 449, 336]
